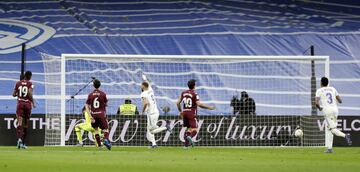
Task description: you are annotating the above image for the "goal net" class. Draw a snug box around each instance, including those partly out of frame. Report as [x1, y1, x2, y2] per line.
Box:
[41, 54, 329, 146]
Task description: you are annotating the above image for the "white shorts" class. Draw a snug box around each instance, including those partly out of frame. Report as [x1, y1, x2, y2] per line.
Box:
[323, 108, 338, 129]
[146, 112, 159, 130]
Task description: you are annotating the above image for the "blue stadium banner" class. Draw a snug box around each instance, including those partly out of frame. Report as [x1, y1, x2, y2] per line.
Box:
[0, 115, 359, 146]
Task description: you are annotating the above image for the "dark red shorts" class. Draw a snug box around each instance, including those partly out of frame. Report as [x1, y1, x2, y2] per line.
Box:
[16, 101, 32, 119]
[183, 112, 197, 128]
[16, 102, 32, 127]
[91, 114, 109, 130]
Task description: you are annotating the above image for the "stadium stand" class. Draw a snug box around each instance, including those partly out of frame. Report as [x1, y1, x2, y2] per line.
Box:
[0, 0, 359, 115]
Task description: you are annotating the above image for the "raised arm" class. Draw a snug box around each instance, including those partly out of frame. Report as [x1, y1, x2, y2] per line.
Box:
[142, 74, 152, 90]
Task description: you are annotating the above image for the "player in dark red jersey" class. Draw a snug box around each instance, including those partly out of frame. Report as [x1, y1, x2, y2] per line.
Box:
[176, 79, 215, 148]
[12, 71, 34, 149]
[85, 79, 111, 150]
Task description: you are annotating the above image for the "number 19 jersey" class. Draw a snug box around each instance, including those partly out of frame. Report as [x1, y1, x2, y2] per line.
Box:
[180, 89, 199, 115]
[14, 79, 33, 103]
[316, 86, 339, 111]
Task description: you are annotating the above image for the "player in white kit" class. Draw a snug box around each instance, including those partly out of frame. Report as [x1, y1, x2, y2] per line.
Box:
[140, 75, 171, 148]
[315, 77, 351, 153]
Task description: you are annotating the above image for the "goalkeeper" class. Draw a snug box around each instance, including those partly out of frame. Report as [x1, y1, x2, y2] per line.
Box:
[75, 106, 102, 147]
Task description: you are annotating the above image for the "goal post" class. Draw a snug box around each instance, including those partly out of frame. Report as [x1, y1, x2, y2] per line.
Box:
[60, 53, 66, 146]
[42, 54, 329, 146]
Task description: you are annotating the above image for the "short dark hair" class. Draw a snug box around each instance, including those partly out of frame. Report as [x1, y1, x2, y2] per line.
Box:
[24, 71, 32, 80]
[187, 79, 196, 89]
[93, 79, 101, 88]
[125, 99, 131, 104]
[142, 82, 149, 88]
[321, 77, 329, 86]
[241, 91, 249, 98]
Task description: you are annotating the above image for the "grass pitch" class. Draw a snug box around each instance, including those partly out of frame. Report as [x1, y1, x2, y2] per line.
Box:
[0, 146, 359, 172]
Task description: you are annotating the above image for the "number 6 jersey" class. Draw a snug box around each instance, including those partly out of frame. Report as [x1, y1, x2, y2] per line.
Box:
[316, 86, 339, 110]
[86, 89, 107, 116]
[180, 89, 200, 115]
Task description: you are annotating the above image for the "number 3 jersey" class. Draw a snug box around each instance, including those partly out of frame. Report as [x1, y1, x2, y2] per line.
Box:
[86, 89, 108, 116]
[141, 86, 159, 115]
[316, 86, 339, 111]
[180, 89, 200, 115]
[14, 79, 34, 103]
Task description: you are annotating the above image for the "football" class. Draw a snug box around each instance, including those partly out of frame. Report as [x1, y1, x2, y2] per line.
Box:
[294, 129, 304, 138]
